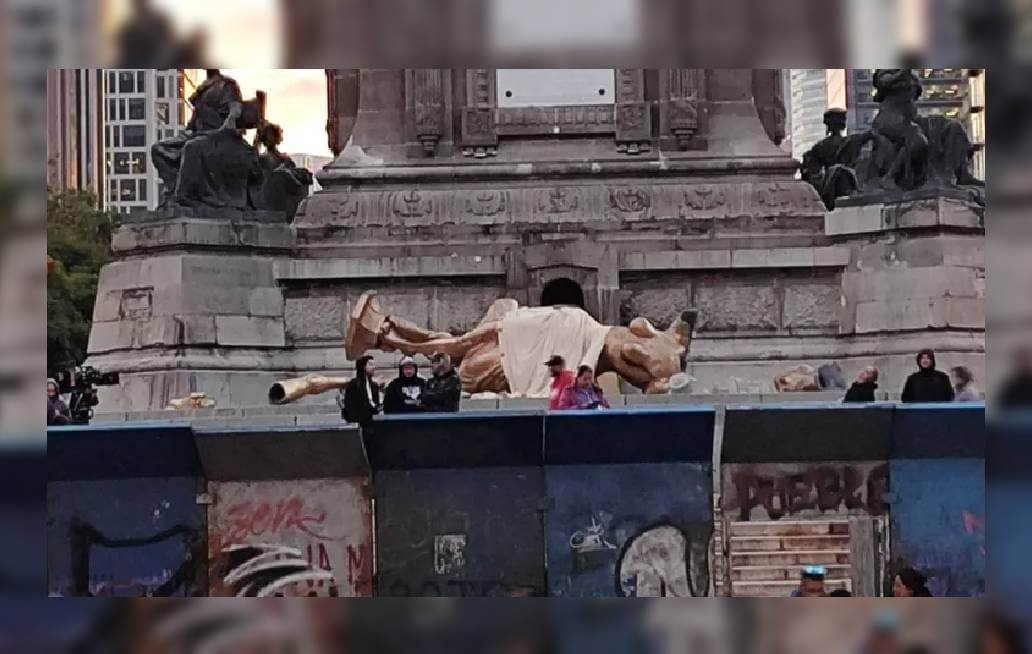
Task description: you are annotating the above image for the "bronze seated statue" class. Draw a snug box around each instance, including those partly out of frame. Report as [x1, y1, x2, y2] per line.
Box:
[802, 69, 984, 210]
[345, 291, 698, 396]
[152, 69, 311, 220]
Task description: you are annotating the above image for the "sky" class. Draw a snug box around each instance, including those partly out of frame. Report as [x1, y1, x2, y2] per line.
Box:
[108, 0, 331, 156]
[223, 69, 330, 157]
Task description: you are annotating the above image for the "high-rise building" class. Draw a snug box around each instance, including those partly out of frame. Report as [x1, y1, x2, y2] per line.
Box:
[102, 69, 201, 213]
[5, 0, 101, 189]
[46, 69, 104, 198]
[788, 69, 846, 163]
[964, 69, 985, 180]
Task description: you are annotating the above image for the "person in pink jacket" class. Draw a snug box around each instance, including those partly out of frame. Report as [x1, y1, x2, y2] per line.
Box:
[557, 365, 610, 410]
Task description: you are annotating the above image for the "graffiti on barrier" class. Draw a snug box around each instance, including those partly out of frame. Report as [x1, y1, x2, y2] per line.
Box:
[386, 579, 540, 597]
[569, 513, 618, 573]
[223, 497, 332, 542]
[209, 480, 373, 596]
[616, 522, 706, 597]
[962, 511, 985, 557]
[434, 534, 467, 575]
[723, 462, 890, 522]
[68, 518, 203, 596]
[218, 543, 334, 597]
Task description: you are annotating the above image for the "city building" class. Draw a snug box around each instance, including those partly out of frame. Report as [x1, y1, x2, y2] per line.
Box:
[964, 69, 985, 180]
[102, 69, 200, 213]
[5, 0, 101, 189]
[46, 69, 104, 198]
[788, 69, 846, 163]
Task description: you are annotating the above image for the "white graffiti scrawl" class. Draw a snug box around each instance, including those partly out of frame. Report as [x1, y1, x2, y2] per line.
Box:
[221, 543, 334, 597]
[617, 525, 693, 597]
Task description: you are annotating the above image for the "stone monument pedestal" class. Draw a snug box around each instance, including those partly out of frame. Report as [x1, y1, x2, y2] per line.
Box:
[828, 193, 985, 386]
[86, 214, 296, 412]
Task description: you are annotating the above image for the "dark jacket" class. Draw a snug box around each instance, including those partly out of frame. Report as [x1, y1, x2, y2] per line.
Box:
[843, 381, 877, 403]
[47, 395, 71, 426]
[343, 356, 381, 426]
[997, 372, 1032, 409]
[421, 369, 461, 412]
[901, 350, 955, 403]
[383, 362, 426, 414]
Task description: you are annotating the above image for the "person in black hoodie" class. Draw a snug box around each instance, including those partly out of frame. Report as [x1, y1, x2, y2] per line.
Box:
[420, 352, 461, 412]
[342, 355, 381, 426]
[997, 347, 1032, 409]
[383, 356, 426, 414]
[901, 349, 955, 403]
[844, 366, 879, 403]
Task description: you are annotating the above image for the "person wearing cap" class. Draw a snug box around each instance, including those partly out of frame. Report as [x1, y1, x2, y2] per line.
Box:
[789, 565, 827, 597]
[383, 356, 426, 414]
[420, 352, 461, 413]
[545, 355, 574, 410]
[861, 611, 902, 654]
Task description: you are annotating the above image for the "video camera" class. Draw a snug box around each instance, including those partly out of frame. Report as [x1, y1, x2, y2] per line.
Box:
[54, 366, 121, 425]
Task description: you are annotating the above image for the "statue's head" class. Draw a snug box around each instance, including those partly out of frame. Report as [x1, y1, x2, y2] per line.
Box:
[258, 123, 284, 148]
[823, 108, 848, 135]
[872, 69, 922, 102]
[619, 311, 697, 393]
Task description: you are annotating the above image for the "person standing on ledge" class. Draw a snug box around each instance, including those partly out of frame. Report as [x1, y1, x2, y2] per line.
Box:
[546, 355, 574, 410]
[892, 567, 932, 597]
[421, 353, 461, 413]
[47, 378, 71, 426]
[789, 565, 827, 597]
[557, 365, 610, 410]
[901, 349, 955, 403]
[383, 356, 425, 414]
[844, 366, 879, 403]
[951, 366, 981, 402]
[342, 355, 381, 427]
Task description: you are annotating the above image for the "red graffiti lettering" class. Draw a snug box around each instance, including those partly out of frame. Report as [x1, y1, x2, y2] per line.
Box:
[348, 543, 372, 596]
[962, 511, 986, 556]
[732, 464, 889, 521]
[224, 497, 329, 542]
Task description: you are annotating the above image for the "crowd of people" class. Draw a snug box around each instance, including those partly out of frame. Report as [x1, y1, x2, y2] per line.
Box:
[843, 349, 982, 404]
[339, 346, 991, 426]
[341, 352, 612, 426]
[340, 353, 462, 427]
[791, 564, 932, 598]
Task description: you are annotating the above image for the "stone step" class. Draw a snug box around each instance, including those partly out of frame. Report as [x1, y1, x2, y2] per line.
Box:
[731, 564, 851, 582]
[731, 578, 852, 598]
[730, 550, 850, 567]
[728, 520, 850, 538]
[730, 535, 851, 552]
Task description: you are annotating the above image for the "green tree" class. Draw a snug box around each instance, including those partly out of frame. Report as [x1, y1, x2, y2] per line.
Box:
[47, 189, 117, 372]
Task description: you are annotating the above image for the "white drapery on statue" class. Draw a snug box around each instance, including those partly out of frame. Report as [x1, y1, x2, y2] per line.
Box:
[496, 305, 610, 397]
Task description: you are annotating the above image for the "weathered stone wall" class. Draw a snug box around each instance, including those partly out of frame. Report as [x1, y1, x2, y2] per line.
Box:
[282, 282, 508, 345]
[619, 270, 841, 334]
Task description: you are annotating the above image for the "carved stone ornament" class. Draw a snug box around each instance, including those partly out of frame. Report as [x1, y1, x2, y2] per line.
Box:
[610, 187, 652, 214]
